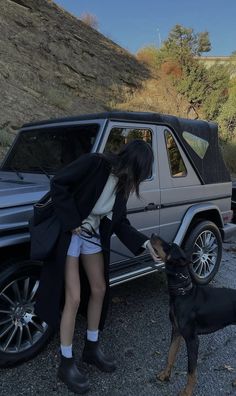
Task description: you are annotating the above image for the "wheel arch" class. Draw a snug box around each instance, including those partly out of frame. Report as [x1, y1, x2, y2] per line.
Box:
[173, 203, 223, 248]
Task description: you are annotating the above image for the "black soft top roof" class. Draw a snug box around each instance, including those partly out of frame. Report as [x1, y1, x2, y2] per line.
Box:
[22, 111, 230, 184]
[22, 111, 207, 128]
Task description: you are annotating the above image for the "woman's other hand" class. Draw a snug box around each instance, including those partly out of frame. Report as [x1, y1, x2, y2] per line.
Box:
[72, 226, 82, 235]
[146, 240, 161, 262]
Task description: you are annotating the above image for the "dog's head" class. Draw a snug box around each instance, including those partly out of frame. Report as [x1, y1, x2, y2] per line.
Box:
[150, 234, 190, 267]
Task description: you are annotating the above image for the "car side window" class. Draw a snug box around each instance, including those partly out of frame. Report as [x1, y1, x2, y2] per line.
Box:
[104, 127, 153, 178]
[165, 130, 187, 177]
[104, 127, 152, 152]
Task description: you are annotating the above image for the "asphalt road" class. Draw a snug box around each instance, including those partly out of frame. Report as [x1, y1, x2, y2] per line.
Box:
[1, 242, 236, 396]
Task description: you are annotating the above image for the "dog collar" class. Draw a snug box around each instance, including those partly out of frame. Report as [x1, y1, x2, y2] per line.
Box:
[168, 281, 193, 296]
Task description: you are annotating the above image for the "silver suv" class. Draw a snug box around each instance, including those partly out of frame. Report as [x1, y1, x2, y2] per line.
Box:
[0, 111, 235, 367]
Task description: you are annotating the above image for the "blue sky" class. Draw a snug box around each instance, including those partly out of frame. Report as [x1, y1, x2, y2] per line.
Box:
[54, 0, 236, 56]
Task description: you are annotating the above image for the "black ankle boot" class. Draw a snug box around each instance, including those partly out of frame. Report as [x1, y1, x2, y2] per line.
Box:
[58, 354, 90, 394]
[82, 339, 116, 372]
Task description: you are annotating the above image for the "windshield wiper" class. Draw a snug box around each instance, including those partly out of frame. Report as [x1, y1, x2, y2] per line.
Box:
[10, 167, 24, 180]
[26, 144, 52, 180]
[35, 165, 52, 180]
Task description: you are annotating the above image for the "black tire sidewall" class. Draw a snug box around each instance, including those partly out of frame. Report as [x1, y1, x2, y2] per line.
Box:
[0, 260, 53, 367]
[184, 220, 222, 285]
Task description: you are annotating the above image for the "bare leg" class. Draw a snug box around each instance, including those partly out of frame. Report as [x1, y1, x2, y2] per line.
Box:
[81, 252, 106, 330]
[81, 252, 116, 372]
[157, 330, 183, 381]
[60, 255, 81, 346]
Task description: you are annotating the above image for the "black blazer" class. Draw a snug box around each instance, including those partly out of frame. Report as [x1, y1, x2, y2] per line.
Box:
[51, 153, 147, 254]
[35, 153, 148, 329]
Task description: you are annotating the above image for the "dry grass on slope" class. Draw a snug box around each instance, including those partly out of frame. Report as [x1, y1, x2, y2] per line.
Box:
[110, 71, 197, 119]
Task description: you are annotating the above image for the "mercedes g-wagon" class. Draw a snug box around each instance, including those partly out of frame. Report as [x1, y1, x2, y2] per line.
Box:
[0, 111, 235, 367]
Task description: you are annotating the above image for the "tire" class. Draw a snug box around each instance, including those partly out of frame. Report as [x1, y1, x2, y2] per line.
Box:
[232, 205, 236, 223]
[184, 220, 222, 285]
[0, 260, 54, 367]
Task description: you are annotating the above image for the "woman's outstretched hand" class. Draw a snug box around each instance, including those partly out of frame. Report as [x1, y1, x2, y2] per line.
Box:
[146, 240, 161, 262]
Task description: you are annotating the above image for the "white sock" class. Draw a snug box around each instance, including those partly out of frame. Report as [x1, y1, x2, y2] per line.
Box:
[60, 344, 73, 358]
[87, 329, 99, 342]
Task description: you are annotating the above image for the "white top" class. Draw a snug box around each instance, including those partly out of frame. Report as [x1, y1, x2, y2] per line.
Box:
[81, 173, 149, 249]
[82, 174, 118, 232]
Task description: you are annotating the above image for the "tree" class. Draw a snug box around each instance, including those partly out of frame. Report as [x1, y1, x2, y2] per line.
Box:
[175, 61, 208, 107]
[161, 24, 211, 64]
[156, 25, 230, 117]
[202, 63, 230, 119]
[197, 32, 211, 54]
[135, 24, 230, 124]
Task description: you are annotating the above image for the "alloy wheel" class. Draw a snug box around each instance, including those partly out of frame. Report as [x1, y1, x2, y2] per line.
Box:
[191, 230, 218, 279]
[0, 276, 48, 354]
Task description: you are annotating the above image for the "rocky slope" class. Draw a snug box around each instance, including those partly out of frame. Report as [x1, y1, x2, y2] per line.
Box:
[0, 0, 149, 152]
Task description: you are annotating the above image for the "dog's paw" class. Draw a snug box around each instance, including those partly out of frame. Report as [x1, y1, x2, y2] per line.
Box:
[156, 370, 170, 382]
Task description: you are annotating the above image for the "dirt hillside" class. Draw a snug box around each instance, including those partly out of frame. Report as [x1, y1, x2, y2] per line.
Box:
[0, 0, 149, 152]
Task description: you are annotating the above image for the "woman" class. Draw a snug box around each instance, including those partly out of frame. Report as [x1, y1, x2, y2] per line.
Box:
[35, 139, 159, 394]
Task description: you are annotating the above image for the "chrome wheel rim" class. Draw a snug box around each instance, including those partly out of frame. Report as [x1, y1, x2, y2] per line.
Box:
[0, 276, 48, 353]
[191, 230, 218, 279]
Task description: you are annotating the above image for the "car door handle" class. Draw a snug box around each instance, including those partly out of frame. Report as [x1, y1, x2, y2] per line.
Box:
[145, 203, 157, 211]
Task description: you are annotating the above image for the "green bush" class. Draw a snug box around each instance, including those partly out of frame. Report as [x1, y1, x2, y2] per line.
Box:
[221, 139, 236, 176]
[217, 79, 236, 141]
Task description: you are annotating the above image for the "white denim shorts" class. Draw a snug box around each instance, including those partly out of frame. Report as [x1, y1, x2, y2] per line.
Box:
[67, 233, 102, 257]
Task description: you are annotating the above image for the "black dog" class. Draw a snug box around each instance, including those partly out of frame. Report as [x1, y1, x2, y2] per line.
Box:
[150, 234, 236, 396]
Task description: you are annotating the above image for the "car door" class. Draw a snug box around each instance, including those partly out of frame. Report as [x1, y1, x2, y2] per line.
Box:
[98, 121, 160, 264]
[157, 125, 202, 242]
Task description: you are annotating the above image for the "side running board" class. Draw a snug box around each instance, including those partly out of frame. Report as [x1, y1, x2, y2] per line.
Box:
[109, 255, 165, 287]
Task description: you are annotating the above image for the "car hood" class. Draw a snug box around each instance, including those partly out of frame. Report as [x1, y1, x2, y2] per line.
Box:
[0, 179, 48, 208]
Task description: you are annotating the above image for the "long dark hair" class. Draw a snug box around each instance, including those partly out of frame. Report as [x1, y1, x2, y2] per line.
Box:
[104, 139, 154, 199]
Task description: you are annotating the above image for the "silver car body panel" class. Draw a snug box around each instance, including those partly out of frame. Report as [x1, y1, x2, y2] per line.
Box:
[0, 117, 235, 261]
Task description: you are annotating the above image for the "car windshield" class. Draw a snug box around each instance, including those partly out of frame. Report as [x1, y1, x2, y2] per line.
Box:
[1, 123, 100, 174]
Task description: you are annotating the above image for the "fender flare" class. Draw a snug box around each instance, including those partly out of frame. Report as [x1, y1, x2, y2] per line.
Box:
[173, 203, 223, 246]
